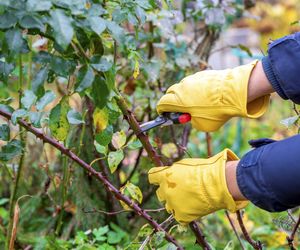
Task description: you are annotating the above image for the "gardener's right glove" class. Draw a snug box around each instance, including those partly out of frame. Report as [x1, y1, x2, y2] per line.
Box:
[148, 149, 248, 224]
[157, 61, 270, 132]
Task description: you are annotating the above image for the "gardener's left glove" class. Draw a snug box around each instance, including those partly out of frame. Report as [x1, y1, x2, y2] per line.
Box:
[148, 149, 248, 224]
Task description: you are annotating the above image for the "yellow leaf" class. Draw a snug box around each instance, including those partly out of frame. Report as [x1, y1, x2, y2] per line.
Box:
[133, 60, 139, 79]
[93, 108, 109, 133]
[162, 143, 178, 158]
[119, 182, 143, 211]
[112, 130, 126, 149]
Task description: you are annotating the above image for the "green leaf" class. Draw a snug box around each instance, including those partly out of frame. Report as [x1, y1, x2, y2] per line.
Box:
[224, 241, 234, 250]
[49, 9, 74, 49]
[94, 141, 107, 155]
[98, 243, 115, 250]
[11, 109, 27, 125]
[107, 231, 123, 244]
[5, 28, 24, 54]
[50, 56, 76, 77]
[280, 116, 299, 128]
[26, 0, 52, 11]
[0, 104, 14, 115]
[67, 109, 84, 125]
[0, 61, 14, 83]
[0, 0, 10, 7]
[160, 243, 177, 250]
[21, 90, 37, 110]
[75, 65, 95, 92]
[112, 131, 126, 149]
[127, 138, 142, 150]
[91, 56, 112, 72]
[28, 111, 43, 128]
[93, 226, 109, 242]
[91, 76, 109, 109]
[0, 12, 17, 29]
[19, 15, 45, 33]
[106, 21, 125, 43]
[0, 124, 10, 141]
[104, 67, 116, 91]
[95, 125, 113, 146]
[49, 97, 70, 141]
[32, 66, 48, 97]
[74, 231, 88, 245]
[0, 139, 23, 162]
[108, 150, 124, 173]
[124, 182, 143, 204]
[36, 90, 56, 111]
[88, 16, 106, 35]
[136, 0, 152, 9]
[151, 231, 165, 247]
[0, 198, 9, 206]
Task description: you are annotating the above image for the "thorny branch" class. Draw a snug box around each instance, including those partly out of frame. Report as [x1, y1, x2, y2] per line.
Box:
[0, 109, 183, 250]
[287, 215, 300, 250]
[189, 222, 211, 250]
[236, 211, 262, 250]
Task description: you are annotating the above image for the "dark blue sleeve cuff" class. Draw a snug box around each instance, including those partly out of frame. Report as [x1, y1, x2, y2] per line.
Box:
[237, 135, 300, 212]
[262, 32, 300, 104]
[262, 56, 288, 100]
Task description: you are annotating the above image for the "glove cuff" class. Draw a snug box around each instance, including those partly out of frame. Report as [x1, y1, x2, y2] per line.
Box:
[213, 149, 249, 212]
[232, 60, 270, 120]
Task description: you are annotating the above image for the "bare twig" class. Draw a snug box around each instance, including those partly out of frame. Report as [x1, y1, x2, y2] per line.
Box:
[122, 148, 143, 186]
[287, 215, 300, 250]
[205, 132, 212, 157]
[236, 210, 262, 249]
[288, 210, 297, 224]
[0, 109, 182, 249]
[225, 211, 245, 250]
[83, 207, 165, 215]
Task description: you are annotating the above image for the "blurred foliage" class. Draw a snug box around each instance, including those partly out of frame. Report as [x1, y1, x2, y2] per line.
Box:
[0, 0, 300, 249]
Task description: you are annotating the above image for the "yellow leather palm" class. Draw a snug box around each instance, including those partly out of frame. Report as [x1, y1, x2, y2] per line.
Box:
[148, 149, 248, 224]
[157, 61, 270, 132]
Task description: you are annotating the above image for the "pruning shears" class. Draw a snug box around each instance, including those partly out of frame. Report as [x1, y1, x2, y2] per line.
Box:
[140, 112, 191, 133]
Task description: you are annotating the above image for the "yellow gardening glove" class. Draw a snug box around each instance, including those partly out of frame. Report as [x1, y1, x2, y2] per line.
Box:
[157, 61, 270, 132]
[148, 149, 248, 224]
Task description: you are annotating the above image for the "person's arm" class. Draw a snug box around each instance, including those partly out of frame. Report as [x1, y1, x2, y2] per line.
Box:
[247, 61, 274, 103]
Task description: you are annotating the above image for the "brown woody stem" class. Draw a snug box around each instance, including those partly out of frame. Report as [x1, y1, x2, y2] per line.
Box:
[189, 222, 211, 250]
[236, 210, 262, 250]
[287, 215, 300, 250]
[225, 211, 245, 250]
[0, 109, 183, 249]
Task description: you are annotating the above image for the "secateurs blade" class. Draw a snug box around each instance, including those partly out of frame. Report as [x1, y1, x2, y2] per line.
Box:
[140, 112, 191, 133]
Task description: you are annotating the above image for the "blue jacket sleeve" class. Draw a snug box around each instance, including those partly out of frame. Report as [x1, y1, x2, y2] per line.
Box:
[237, 135, 300, 212]
[262, 32, 300, 104]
